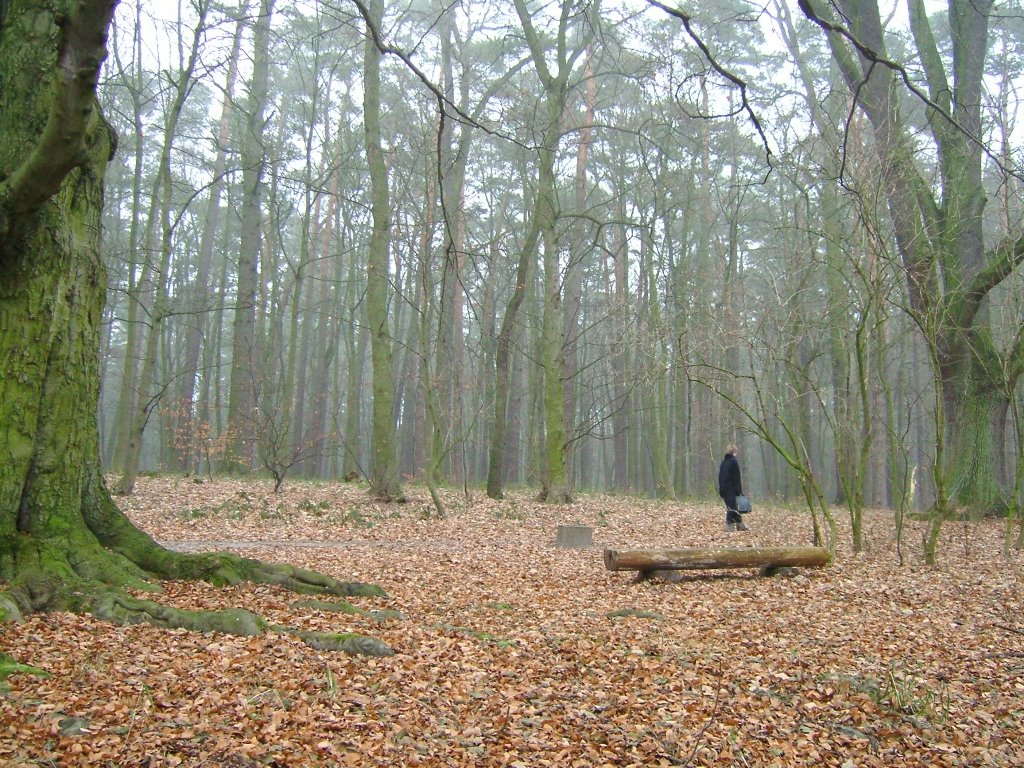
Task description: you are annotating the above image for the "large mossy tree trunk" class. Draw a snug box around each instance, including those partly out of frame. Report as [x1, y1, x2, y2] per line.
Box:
[0, 0, 125, 615]
[0, 0, 389, 655]
[940, 371, 1008, 512]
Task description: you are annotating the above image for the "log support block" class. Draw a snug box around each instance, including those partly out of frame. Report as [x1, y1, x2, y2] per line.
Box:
[555, 524, 594, 548]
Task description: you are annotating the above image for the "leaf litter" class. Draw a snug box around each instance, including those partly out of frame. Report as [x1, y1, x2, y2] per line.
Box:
[1, 476, 1021, 766]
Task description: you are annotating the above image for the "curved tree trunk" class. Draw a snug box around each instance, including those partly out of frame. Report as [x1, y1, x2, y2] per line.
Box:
[0, 0, 388, 655]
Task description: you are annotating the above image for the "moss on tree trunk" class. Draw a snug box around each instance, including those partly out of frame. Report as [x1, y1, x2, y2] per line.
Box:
[943, 379, 1008, 514]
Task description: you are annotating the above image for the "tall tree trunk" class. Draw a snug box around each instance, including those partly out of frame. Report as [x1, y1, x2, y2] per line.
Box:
[106, 1, 146, 471]
[362, 0, 402, 501]
[436, 14, 465, 483]
[639, 228, 674, 498]
[609, 211, 631, 491]
[562, 49, 595, 492]
[486, 207, 540, 499]
[512, 0, 596, 502]
[537, 135, 570, 501]
[301, 171, 342, 477]
[223, 0, 275, 472]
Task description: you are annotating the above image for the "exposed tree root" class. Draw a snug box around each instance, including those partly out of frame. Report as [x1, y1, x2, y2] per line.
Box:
[286, 629, 394, 657]
[0, 559, 394, 657]
[0, 486, 394, 657]
[85, 594, 395, 657]
[0, 652, 50, 692]
[292, 598, 406, 622]
[91, 592, 269, 635]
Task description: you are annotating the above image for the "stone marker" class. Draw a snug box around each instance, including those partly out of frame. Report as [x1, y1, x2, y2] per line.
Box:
[555, 524, 593, 548]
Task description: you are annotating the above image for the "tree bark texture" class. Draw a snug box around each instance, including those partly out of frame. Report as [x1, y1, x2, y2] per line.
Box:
[0, 0, 123, 610]
[603, 547, 830, 572]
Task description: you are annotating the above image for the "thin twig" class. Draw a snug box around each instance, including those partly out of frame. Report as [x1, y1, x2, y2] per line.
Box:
[991, 622, 1024, 637]
[659, 659, 727, 766]
[797, 0, 1024, 184]
[645, 0, 773, 177]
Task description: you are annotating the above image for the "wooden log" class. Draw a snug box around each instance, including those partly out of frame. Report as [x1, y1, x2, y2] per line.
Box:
[555, 524, 593, 548]
[603, 546, 828, 573]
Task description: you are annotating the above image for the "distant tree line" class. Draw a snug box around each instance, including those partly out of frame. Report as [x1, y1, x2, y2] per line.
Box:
[94, 0, 1024, 557]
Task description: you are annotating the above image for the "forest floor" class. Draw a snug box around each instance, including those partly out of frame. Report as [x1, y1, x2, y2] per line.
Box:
[1, 477, 1022, 767]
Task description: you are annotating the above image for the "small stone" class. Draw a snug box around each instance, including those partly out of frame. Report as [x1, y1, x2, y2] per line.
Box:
[58, 716, 91, 736]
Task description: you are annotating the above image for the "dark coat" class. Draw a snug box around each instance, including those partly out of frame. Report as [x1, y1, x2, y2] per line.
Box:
[718, 453, 743, 502]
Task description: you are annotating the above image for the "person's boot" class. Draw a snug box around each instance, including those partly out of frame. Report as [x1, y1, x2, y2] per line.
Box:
[724, 522, 736, 532]
[735, 520, 749, 531]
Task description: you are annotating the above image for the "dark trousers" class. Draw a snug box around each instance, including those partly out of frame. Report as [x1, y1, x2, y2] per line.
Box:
[722, 494, 742, 524]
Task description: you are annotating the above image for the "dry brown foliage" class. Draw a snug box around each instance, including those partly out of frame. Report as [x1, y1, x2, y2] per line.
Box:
[1, 476, 1022, 766]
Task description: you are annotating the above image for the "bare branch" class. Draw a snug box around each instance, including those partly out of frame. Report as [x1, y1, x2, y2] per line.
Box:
[644, 0, 773, 174]
[961, 232, 1024, 331]
[797, 0, 1024, 184]
[347, 0, 532, 151]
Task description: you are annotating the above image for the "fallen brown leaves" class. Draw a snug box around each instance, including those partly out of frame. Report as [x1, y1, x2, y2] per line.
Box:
[1, 476, 1022, 766]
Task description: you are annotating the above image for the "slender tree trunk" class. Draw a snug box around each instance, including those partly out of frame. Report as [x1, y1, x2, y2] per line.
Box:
[436, 15, 466, 483]
[639, 229, 673, 498]
[537, 136, 570, 501]
[106, 1, 146, 471]
[362, 0, 402, 501]
[341, 306, 368, 480]
[486, 209, 540, 499]
[562, 49, 595, 492]
[301, 172, 341, 477]
[611, 217, 630, 490]
[223, 0, 275, 472]
[512, 0, 596, 503]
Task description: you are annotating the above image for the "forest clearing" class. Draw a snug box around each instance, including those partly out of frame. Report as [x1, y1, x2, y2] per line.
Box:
[5, 1, 1024, 765]
[1, 477, 1021, 767]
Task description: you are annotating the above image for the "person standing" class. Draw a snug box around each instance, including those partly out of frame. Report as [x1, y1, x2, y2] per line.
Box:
[718, 445, 748, 532]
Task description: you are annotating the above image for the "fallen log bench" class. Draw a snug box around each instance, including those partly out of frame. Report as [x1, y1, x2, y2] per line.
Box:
[603, 546, 829, 579]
